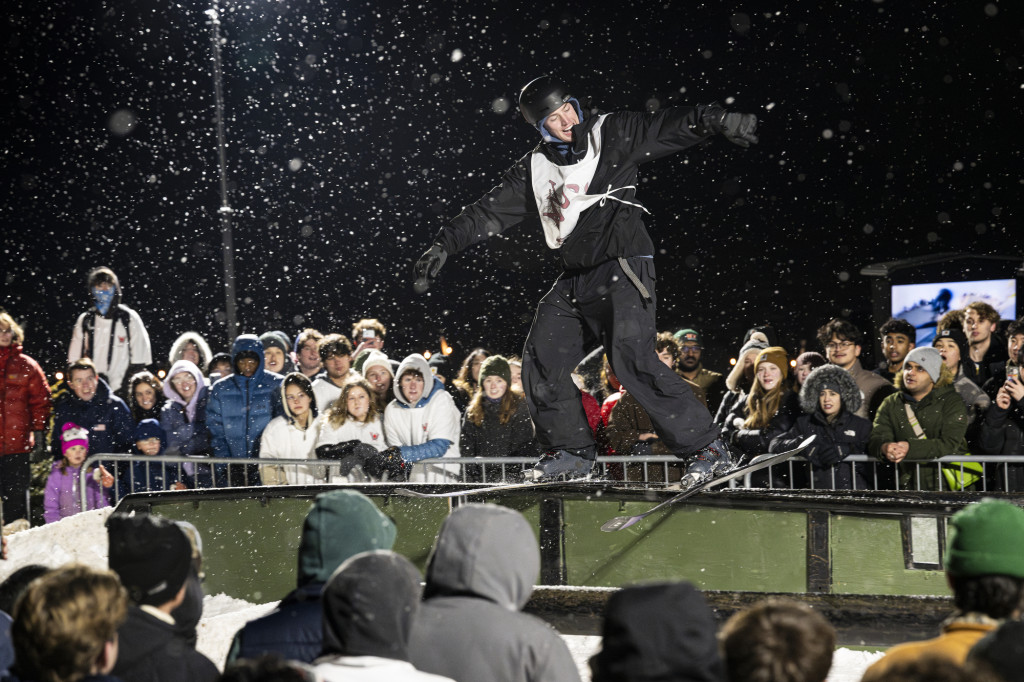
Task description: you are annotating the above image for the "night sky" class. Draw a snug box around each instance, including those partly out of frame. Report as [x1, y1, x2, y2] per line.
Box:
[4, 0, 1021, 377]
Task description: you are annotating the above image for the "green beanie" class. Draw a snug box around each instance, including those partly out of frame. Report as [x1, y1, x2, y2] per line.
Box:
[944, 500, 1024, 578]
[297, 489, 396, 586]
[352, 349, 374, 374]
[478, 355, 512, 387]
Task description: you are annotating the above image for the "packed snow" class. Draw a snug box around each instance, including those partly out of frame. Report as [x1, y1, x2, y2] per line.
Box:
[1, 508, 881, 680]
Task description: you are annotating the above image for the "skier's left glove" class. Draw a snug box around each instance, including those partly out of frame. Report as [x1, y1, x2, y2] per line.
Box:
[701, 105, 759, 147]
[412, 245, 447, 294]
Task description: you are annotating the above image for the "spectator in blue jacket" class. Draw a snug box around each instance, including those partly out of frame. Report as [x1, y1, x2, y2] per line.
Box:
[225, 489, 397, 665]
[160, 359, 211, 488]
[50, 358, 134, 497]
[206, 334, 283, 487]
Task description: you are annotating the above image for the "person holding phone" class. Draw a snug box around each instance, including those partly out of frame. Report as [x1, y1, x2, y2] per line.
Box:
[352, 318, 386, 354]
[978, 340, 1024, 491]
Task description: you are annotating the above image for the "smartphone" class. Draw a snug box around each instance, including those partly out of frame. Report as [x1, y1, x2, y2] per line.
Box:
[1009, 366, 1020, 382]
[362, 329, 375, 339]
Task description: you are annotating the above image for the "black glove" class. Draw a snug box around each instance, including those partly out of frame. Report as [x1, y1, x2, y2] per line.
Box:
[412, 245, 447, 294]
[629, 441, 654, 457]
[701, 105, 759, 147]
[812, 445, 846, 469]
[315, 440, 361, 461]
[364, 447, 406, 481]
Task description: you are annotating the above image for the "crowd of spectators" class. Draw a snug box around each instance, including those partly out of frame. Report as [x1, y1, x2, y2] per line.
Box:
[0, 495, 1020, 681]
[2, 266, 1024, 528]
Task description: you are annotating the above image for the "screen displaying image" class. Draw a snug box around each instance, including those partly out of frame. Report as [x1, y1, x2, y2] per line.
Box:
[891, 279, 1016, 346]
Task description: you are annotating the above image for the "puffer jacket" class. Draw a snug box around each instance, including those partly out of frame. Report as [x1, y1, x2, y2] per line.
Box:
[408, 504, 581, 682]
[206, 335, 283, 460]
[0, 344, 51, 455]
[159, 361, 210, 458]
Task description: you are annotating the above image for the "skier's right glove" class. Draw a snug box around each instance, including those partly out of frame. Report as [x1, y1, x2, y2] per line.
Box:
[701, 105, 759, 148]
[412, 245, 447, 294]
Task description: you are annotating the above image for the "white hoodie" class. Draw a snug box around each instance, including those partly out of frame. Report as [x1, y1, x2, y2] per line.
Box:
[258, 377, 322, 485]
[383, 354, 461, 483]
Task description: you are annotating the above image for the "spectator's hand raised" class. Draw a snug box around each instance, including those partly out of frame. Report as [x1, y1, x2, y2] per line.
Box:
[98, 465, 115, 489]
[996, 385, 1012, 410]
[1006, 376, 1024, 402]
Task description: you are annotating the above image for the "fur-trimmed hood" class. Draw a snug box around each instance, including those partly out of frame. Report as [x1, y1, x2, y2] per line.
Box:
[799, 365, 862, 415]
[168, 332, 214, 372]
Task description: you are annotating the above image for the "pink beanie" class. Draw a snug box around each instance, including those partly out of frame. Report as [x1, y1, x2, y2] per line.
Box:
[61, 422, 89, 455]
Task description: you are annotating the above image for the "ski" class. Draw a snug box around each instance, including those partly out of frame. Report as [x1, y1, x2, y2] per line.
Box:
[599, 435, 817, 532]
[393, 477, 582, 499]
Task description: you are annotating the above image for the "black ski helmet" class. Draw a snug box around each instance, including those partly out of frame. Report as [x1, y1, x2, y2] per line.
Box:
[518, 75, 572, 126]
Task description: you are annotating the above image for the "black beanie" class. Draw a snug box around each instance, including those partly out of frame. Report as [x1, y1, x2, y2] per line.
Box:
[107, 513, 192, 607]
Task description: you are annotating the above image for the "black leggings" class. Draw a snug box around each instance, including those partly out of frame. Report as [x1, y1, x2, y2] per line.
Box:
[0, 452, 31, 522]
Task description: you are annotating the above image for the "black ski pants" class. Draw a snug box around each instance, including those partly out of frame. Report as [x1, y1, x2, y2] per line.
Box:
[522, 256, 720, 456]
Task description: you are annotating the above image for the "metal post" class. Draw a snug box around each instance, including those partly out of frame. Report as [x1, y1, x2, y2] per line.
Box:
[207, 1, 238, 344]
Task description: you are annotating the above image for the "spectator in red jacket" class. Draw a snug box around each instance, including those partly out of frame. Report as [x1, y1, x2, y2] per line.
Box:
[0, 312, 52, 523]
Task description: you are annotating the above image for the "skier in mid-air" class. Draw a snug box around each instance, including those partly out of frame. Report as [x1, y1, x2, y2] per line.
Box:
[413, 75, 759, 486]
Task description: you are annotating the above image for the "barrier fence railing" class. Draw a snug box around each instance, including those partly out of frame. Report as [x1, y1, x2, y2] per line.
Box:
[78, 453, 1022, 511]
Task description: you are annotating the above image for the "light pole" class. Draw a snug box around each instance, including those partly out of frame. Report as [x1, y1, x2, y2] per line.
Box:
[206, 0, 239, 345]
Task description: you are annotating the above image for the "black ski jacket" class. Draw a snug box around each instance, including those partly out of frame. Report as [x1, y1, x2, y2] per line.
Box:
[432, 106, 716, 271]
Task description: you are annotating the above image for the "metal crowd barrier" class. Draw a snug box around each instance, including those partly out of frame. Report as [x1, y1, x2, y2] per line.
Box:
[79, 452, 1024, 511]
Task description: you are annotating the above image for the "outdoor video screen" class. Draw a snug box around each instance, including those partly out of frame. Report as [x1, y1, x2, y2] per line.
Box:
[891, 279, 1017, 346]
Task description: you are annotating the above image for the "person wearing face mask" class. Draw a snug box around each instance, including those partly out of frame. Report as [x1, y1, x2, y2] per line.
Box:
[67, 266, 152, 398]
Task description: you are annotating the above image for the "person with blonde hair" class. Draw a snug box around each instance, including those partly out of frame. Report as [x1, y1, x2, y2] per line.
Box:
[721, 347, 800, 485]
[9, 564, 127, 682]
[723, 347, 799, 457]
[317, 378, 390, 481]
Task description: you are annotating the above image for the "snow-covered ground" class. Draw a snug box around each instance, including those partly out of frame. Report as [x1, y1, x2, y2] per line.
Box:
[2, 509, 881, 680]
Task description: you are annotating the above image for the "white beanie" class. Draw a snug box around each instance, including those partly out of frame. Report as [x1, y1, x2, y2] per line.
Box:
[361, 350, 393, 378]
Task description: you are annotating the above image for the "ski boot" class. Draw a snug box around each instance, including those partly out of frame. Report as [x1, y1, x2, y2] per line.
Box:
[678, 438, 735, 491]
[525, 446, 596, 482]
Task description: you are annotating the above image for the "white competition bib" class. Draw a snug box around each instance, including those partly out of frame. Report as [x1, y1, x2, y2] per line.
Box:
[530, 114, 649, 250]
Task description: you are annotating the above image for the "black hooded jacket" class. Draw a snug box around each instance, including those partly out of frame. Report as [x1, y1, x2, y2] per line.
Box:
[589, 582, 726, 682]
[431, 105, 716, 272]
[111, 606, 218, 682]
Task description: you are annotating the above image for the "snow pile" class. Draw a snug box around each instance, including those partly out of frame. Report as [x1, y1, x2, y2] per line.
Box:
[1, 511, 881, 679]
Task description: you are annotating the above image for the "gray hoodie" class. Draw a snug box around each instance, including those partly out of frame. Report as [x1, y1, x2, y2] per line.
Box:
[407, 504, 580, 682]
